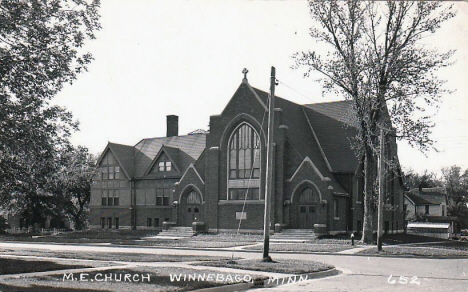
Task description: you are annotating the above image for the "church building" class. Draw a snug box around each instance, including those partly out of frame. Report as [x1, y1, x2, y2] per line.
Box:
[89, 72, 405, 235]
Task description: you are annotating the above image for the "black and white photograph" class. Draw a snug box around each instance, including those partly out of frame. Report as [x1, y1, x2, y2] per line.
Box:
[1, 0, 467, 291]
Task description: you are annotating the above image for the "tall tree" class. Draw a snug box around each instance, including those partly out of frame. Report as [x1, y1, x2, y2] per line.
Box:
[442, 166, 468, 228]
[294, 1, 455, 243]
[52, 145, 97, 230]
[0, 1, 101, 217]
[403, 168, 441, 191]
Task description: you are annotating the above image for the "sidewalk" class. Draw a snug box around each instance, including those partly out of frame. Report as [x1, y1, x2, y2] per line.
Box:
[336, 245, 374, 254]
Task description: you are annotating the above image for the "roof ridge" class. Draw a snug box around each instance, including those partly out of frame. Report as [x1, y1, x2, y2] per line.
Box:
[108, 141, 134, 148]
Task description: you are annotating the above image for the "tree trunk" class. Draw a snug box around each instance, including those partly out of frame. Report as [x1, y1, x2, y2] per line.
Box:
[361, 145, 376, 244]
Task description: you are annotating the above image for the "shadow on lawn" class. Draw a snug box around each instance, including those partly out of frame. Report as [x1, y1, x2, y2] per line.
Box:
[0, 258, 89, 275]
[0, 284, 109, 292]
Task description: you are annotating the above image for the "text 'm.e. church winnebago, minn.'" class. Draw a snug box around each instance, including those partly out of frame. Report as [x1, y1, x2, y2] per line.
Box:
[90, 71, 405, 235]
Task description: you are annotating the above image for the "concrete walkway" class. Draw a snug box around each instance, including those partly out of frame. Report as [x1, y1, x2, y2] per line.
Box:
[337, 245, 374, 254]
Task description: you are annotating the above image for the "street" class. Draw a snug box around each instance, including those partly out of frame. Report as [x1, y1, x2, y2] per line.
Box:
[0, 242, 466, 291]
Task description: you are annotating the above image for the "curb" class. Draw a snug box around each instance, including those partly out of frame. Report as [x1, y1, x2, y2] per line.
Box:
[193, 268, 339, 292]
[263, 268, 339, 288]
[2, 241, 466, 260]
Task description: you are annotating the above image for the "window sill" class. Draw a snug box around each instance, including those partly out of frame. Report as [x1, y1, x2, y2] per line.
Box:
[218, 200, 265, 205]
[334, 217, 340, 220]
[356, 201, 362, 204]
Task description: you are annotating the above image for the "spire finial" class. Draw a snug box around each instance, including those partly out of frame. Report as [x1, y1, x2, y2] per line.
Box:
[242, 68, 249, 82]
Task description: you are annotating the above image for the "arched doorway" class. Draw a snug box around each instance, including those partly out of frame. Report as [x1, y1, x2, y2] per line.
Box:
[298, 187, 319, 229]
[182, 191, 203, 227]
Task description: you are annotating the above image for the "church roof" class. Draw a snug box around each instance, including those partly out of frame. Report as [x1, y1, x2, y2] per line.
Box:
[106, 142, 136, 178]
[102, 134, 206, 180]
[252, 87, 359, 174]
[250, 86, 353, 194]
[134, 134, 206, 178]
[303, 101, 359, 173]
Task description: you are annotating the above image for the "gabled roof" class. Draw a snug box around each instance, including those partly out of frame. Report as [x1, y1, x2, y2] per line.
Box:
[405, 192, 437, 205]
[251, 87, 359, 174]
[143, 145, 181, 176]
[303, 101, 359, 173]
[97, 142, 135, 179]
[409, 188, 447, 205]
[134, 134, 206, 178]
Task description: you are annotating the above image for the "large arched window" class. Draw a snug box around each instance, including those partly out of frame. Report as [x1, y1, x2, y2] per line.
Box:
[299, 188, 319, 204]
[186, 191, 202, 204]
[228, 123, 262, 200]
[229, 123, 260, 179]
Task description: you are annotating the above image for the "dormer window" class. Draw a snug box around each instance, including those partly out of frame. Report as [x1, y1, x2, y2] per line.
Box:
[159, 161, 172, 172]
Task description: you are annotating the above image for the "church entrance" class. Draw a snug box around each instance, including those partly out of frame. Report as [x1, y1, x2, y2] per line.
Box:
[182, 190, 203, 227]
[297, 187, 318, 229]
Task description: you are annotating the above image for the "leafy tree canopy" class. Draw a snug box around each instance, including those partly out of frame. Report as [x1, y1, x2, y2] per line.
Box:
[293, 0, 455, 243]
[0, 0, 101, 212]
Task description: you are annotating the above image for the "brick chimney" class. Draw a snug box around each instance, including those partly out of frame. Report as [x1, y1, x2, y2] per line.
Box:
[166, 115, 178, 137]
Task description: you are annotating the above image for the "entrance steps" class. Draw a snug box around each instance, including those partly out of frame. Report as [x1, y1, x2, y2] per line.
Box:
[271, 229, 316, 242]
[145, 227, 194, 240]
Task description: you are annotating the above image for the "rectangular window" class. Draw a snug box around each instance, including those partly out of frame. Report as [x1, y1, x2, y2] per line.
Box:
[166, 161, 172, 171]
[114, 190, 120, 206]
[147, 218, 152, 227]
[163, 188, 171, 205]
[158, 162, 165, 172]
[442, 205, 446, 216]
[115, 166, 120, 179]
[425, 205, 429, 215]
[154, 218, 159, 227]
[102, 167, 108, 180]
[156, 188, 163, 205]
[229, 189, 237, 200]
[109, 166, 114, 180]
[107, 218, 112, 229]
[228, 188, 260, 200]
[334, 199, 339, 219]
[100, 217, 105, 228]
[108, 189, 114, 206]
[101, 190, 108, 206]
[114, 218, 119, 229]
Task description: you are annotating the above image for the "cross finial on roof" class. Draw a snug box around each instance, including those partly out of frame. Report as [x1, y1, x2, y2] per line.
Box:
[242, 68, 249, 83]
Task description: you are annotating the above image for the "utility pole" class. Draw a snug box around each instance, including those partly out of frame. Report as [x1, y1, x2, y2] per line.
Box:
[377, 128, 385, 251]
[263, 66, 276, 261]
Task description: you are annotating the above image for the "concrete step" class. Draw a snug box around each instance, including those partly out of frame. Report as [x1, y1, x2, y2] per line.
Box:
[271, 229, 316, 242]
[148, 226, 194, 240]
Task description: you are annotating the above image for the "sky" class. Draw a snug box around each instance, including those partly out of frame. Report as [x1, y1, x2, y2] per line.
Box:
[55, 0, 468, 175]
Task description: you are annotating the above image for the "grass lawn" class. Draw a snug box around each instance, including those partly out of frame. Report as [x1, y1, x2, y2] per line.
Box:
[0, 229, 159, 244]
[195, 259, 334, 274]
[243, 243, 352, 252]
[358, 246, 468, 257]
[0, 248, 231, 263]
[1, 230, 262, 248]
[0, 266, 264, 292]
[116, 239, 251, 248]
[0, 258, 91, 275]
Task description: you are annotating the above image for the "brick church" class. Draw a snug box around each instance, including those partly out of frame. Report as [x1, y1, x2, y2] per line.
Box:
[90, 72, 405, 235]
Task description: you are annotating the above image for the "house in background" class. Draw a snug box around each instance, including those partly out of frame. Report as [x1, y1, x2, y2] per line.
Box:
[404, 187, 460, 239]
[404, 187, 447, 218]
[89, 72, 406, 235]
